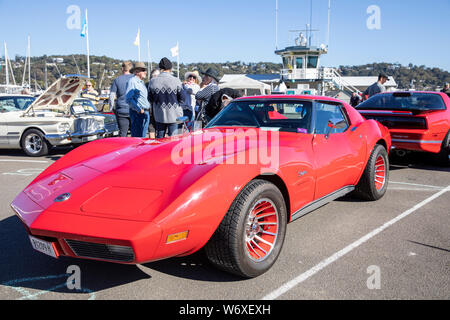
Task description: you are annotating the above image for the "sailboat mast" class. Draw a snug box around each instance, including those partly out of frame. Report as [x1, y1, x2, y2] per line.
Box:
[4, 42, 9, 86]
[28, 35, 31, 88]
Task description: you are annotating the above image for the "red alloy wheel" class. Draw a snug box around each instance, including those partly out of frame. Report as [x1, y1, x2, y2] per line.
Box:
[374, 155, 387, 191]
[245, 199, 279, 262]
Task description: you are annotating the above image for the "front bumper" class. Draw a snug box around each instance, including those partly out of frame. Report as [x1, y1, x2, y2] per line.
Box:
[45, 128, 119, 146]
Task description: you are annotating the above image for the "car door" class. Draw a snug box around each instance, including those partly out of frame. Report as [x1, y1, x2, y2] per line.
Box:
[0, 97, 14, 146]
[312, 101, 365, 199]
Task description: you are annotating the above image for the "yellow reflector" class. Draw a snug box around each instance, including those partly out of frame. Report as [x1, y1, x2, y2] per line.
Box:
[166, 231, 189, 244]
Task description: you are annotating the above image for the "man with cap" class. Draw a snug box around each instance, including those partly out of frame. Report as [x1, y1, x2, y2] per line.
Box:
[110, 61, 134, 137]
[148, 57, 185, 138]
[182, 71, 201, 121]
[362, 73, 390, 101]
[125, 62, 151, 138]
[195, 68, 220, 125]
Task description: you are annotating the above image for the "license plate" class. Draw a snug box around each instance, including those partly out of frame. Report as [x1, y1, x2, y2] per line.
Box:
[29, 235, 57, 258]
[82, 135, 97, 142]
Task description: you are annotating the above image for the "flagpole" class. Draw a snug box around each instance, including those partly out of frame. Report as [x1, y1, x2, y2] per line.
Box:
[177, 41, 179, 79]
[138, 28, 141, 62]
[85, 9, 90, 78]
[147, 40, 151, 79]
[4, 42, 9, 86]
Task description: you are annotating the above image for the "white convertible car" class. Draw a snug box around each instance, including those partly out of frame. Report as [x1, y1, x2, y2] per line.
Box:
[0, 76, 119, 157]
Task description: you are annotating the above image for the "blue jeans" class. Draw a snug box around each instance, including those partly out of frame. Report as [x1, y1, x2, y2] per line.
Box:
[155, 122, 178, 139]
[130, 109, 150, 138]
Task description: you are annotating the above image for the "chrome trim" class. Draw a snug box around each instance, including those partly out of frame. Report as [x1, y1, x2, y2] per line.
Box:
[45, 128, 118, 144]
[391, 139, 442, 144]
[291, 186, 355, 222]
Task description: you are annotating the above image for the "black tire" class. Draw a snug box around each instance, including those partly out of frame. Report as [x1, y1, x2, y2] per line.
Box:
[205, 179, 287, 278]
[354, 144, 389, 201]
[20, 129, 50, 157]
[437, 131, 450, 166]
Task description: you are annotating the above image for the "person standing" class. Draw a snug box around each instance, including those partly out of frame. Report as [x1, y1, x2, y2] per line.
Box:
[441, 82, 450, 97]
[182, 71, 201, 121]
[362, 73, 390, 101]
[148, 57, 184, 139]
[81, 80, 99, 105]
[195, 68, 220, 125]
[349, 92, 361, 107]
[109, 61, 134, 137]
[125, 62, 150, 138]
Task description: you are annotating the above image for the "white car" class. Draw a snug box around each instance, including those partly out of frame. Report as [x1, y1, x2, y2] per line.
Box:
[0, 76, 119, 157]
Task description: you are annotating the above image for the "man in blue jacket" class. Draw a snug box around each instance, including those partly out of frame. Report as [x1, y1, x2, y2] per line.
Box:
[126, 62, 151, 138]
[110, 61, 134, 137]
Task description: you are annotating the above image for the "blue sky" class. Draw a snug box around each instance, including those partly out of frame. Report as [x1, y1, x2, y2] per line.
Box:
[1, 0, 449, 71]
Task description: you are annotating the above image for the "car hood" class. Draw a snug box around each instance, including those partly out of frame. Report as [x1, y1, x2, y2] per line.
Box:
[26, 76, 86, 114]
[18, 128, 278, 222]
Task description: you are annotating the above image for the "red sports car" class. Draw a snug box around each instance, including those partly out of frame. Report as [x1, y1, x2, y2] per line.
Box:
[11, 95, 391, 278]
[356, 91, 450, 164]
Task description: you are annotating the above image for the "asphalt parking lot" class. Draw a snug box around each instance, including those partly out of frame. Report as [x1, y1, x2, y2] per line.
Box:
[0, 147, 448, 301]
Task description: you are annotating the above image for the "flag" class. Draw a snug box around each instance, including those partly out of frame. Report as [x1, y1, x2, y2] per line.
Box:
[170, 43, 179, 57]
[80, 15, 88, 38]
[134, 28, 140, 47]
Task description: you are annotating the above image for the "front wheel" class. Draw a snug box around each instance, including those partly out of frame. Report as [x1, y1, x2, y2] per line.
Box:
[205, 180, 287, 278]
[21, 129, 50, 157]
[354, 144, 389, 201]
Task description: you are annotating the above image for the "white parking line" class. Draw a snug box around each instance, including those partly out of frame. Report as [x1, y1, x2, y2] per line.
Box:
[0, 159, 48, 164]
[389, 181, 444, 189]
[262, 185, 450, 300]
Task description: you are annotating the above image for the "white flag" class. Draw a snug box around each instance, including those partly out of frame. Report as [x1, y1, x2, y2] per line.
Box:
[133, 28, 140, 47]
[170, 43, 179, 57]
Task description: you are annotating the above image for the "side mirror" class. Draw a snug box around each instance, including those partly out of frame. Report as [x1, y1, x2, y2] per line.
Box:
[325, 119, 347, 138]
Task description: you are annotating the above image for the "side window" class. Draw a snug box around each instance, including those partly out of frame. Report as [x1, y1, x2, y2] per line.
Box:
[296, 57, 304, 69]
[314, 102, 349, 134]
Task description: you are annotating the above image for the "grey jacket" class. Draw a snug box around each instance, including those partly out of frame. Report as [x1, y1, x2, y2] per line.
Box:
[148, 72, 184, 124]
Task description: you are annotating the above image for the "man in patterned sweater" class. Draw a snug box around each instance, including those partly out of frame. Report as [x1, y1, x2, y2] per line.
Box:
[148, 57, 185, 138]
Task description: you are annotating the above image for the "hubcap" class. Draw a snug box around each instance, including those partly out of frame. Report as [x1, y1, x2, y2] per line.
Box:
[25, 133, 43, 155]
[374, 155, 386, 191]
[244, 199, 279, 262]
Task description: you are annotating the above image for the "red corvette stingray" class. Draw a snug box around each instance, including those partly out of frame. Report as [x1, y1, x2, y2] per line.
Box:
[11, 95, 391, 278]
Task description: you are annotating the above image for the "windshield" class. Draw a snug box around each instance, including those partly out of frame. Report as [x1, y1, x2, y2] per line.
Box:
[71, 99, 98, 114]
[0, 96, 35, 112]
[356, 92, 446, 111]
[207, 99, 313, 133]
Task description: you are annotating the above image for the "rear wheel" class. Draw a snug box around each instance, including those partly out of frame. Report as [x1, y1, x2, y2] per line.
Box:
[21, 129, 50, 157]
[205, 179, 287, 278]
[437, 131, 450, 166]
[354, 144, 389, 201]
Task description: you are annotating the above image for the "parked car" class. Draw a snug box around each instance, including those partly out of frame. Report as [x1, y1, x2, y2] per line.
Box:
[11, 95, 391, 278]
[0, 76, 119, 157]
[356, 91, 450, 164]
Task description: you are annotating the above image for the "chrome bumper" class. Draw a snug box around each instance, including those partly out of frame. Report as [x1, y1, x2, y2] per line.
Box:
[45, 128, 119, 145]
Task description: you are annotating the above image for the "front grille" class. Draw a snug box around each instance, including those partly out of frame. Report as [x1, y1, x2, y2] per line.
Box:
[65, 239, 135, 262]
[73, 118, 100, 133]
[364, 115, 427, 129]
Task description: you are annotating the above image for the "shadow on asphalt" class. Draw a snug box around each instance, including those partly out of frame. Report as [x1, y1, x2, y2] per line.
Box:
[389, 152, 450, 173]
[0, 214, 241, 299]
[0, 216, 151, 298]
[143, 251, 243, 283]
[0, 147, 73, 161]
